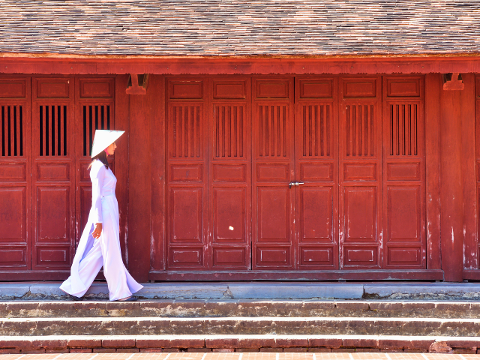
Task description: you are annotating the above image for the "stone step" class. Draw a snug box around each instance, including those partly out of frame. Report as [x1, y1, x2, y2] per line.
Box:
[2, 300, 480, 319]
[0, 334, 479, 353]
[1, 316, 480, 337]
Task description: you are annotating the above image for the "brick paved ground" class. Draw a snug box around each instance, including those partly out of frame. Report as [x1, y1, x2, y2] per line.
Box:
[1, 353, 480, 360]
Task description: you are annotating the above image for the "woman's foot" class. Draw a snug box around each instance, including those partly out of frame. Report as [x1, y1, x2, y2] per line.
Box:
[118, 296, 137, 302]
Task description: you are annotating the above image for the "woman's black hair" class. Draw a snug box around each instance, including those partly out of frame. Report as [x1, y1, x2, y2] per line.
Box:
[88, 150, 109, 170]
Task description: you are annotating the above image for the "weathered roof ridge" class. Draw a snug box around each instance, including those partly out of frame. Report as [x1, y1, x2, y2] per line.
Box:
[1, 0, 480, 56]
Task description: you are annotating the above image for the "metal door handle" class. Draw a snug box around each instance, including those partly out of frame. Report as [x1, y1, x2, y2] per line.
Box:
[288, 181, 305, 188]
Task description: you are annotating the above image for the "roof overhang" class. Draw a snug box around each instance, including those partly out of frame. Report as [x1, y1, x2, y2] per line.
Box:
[1, 54, 480, 75]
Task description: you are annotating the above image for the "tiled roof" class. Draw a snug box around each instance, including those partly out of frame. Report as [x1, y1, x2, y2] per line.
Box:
[0, 0, 480, 57]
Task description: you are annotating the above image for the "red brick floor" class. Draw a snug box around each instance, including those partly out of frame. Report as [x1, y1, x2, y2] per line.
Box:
[1, 354, 479, 360]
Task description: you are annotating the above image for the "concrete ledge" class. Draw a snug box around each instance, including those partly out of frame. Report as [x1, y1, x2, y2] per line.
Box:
[3, 282, 480, 300]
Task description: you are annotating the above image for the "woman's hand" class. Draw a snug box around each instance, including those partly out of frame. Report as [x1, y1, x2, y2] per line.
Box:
[92, 223, 103, 239]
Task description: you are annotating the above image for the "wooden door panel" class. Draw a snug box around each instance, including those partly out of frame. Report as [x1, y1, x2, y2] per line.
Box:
[210, 89, 251, 270]
[383, 76, 426, 269]
[253, 78, 295, 269]
[343, 186, 377, 242]
[170, 188, 203, 243]
[32, 77, 75, 270]
[299, 186, 333, 241]
[213, 188, 246, 242]
[34, 186, 72, 268]
[257, 186, 291, 241]
[339, 77, 382, 269]
[166, 79, 208, 270]
[0, 79, 31, 270]
[295, 79, 338, 269]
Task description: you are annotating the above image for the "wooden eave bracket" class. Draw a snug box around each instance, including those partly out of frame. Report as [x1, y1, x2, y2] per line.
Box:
[443, 73, 464, 90]
[126, 74, 149, 95]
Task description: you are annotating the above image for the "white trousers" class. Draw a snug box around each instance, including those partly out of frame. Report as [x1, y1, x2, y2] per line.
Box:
[60, 197, 143, 301]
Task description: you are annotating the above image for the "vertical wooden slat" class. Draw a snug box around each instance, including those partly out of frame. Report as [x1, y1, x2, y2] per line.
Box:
[179, 106, 184, 157]
[283, 105, 287, 157]
[413, 104, 418, 155]
[15, 105, 20, 156]
[393, 105, 398, 156]
[0, 106, 2, 156]
[196, 106, 201, 158]
[239, 106, 243, 158]
[358, 105, 364, 156]
[57, 106, 62, 156]
[233, 106, 238, 157]
[40, 106, 47, 156]
[183, 106, 189, 158]
[326, 104, 330, 157]
[364, 104, 369, 156]
[370, 105, 375, 156]
[215, 106, 219, 157]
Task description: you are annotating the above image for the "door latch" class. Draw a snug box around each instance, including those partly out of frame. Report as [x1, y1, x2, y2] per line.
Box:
[288, 181, 305, 189]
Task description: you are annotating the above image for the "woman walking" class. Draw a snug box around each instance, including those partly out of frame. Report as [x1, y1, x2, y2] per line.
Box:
[61, 130, 143, 301]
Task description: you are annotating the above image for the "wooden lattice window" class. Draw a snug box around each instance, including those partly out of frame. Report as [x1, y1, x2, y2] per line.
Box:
[39, 105, 67, 156]
[1, 105, 23, 157]
[389, 103, 418, 156]
[83, 105, 111, 157]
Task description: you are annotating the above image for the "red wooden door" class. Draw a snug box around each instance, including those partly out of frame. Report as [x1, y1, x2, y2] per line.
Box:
[382, 76, 426, 268]
[166, 79, 209, 269]
[295, 78, 339, 269]
[32, 77, 76, 271]
[166, 78, 252, 270]
[252, 78, 295, 269]
[0, 77, 31, 271]
[209, 78, 251, 269]
[339, 77, 383, 268]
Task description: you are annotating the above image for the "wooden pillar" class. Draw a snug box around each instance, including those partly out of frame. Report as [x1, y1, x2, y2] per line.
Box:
[438, 74, 476, 281]
[126, 80, 153, 282]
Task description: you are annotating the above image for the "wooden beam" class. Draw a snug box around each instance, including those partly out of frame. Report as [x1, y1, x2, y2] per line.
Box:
[2, 56, 480, 75]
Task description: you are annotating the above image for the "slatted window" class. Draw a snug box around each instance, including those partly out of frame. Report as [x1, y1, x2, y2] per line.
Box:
[39, 105, 67, 156]
[258, 105, 287, 157]
[302, 104, 331, 157]
[1, 105, 23, 157]
[169, 105, 201, 158]
[214, 105, 244, 158]
[345, 104, 375, 157]
[82, 105, 111, 156]
[389, 103, 418, 156]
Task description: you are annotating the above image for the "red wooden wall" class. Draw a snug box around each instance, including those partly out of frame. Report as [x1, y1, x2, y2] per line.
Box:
[0, 76, 120, 280]
[1, 72, 478, 282]
[149, 75, 438, 281]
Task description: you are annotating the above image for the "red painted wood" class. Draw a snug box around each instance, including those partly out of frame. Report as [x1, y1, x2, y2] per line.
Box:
[424, 74, 442, 270]
[114, 75, 130, 263]
[252, 77, 295, 269]
[3, 56, 480, 76]
[150, 76, 166, 273]
[462, 74, 478, 271]
[165, 77, 252, 271]
[295, 77, 338, 269]
[166, 78, 208, 270]
[339, 77, 382, 269]
[0, 76, 31, 271]
[209, 77, 252, 270]
[127, 84, 154, 281]
[31, 76, 76, 270]
[382, 76, 426, 269]
[440, 79, 466, 282]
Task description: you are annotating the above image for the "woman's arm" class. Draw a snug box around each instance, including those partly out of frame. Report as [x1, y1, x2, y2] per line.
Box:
[90, 162, 106, 238]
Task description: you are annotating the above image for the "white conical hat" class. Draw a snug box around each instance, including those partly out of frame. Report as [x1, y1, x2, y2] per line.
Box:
[91, 130, 125, 158]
